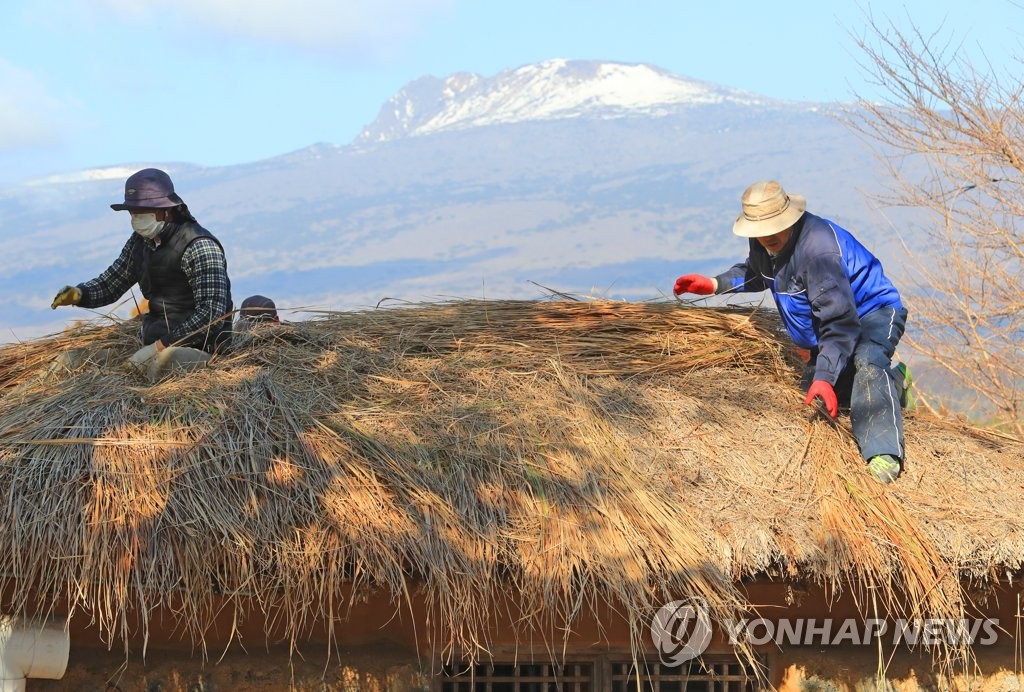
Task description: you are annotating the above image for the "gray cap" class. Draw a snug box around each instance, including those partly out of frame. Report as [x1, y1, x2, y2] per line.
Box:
[239, 295, 278, 322]
[111, 168, 184, 211]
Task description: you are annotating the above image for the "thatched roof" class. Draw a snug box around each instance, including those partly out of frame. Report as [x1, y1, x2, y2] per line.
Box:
[0, 300, 1022, 663]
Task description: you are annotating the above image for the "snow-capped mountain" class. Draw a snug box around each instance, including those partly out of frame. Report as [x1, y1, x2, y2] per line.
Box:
[23, 163, 200, 187]
[24, 166, 141, 186]
[0, 59, 913, 346]
[357, 59, 794, 143]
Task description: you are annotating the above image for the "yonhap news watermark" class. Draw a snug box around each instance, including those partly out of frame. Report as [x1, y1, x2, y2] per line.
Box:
[651, 598, 999, 665]
[721, 616, 999, 648]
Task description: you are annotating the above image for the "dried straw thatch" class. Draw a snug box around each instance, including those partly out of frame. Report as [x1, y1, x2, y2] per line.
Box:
[0, 299, 1021, 667]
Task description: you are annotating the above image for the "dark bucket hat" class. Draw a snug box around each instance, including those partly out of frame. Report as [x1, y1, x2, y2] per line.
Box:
[111, 168, 184, 211]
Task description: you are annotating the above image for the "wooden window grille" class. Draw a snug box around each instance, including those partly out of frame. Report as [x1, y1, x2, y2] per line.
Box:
[439, 661, 594, 692]
[609, 656, 761, 692]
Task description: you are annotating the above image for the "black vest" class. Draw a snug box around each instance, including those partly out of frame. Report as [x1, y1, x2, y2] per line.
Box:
[132, 222, 233, 350]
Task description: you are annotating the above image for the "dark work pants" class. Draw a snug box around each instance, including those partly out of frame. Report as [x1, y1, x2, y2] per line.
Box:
[802, 306, 909, 461]
[140, 313, 233, 354]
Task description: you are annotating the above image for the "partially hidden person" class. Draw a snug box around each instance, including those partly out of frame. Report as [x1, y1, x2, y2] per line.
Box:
[50, 168, 233, 382]
[672, 180, 912, 483]
[235, 294, 279, 332]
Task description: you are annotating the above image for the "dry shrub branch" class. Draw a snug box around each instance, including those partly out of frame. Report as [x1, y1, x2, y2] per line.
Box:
[846, 16, 1024, 434]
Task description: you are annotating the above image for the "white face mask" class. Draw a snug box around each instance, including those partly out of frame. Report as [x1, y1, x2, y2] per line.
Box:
[131, 213, 165, 239]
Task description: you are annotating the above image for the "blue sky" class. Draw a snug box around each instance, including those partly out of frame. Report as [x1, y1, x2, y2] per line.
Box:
[1, 0, 1020, 184]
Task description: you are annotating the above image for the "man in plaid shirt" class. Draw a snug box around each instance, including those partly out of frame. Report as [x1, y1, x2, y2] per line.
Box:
[51, 168, 233, 378]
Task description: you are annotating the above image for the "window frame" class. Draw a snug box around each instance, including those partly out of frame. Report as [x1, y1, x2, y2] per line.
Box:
[432, 651, 768, 692]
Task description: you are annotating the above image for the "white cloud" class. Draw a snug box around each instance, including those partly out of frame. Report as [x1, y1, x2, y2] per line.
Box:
[0, 59, 62, 150]
[95, 0, 454, 55]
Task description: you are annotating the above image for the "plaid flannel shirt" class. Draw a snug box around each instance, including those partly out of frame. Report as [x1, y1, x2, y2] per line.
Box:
[78, 233, 231, 348]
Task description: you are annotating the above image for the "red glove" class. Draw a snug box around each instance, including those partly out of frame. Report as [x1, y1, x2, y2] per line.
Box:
[804, 380, 838, 418]
[673, 274, 715, 296]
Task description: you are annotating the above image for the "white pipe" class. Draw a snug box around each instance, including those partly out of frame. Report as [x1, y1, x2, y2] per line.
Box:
[0, 617, 69, 692]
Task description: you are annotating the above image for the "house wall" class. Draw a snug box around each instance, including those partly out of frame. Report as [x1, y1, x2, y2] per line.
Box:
[741, 580, 1024, 690]
[35, 642, 429, 692]
[772, 645, 1024, 692]
[25, 579, 1024, 691]
[40, 644, 1023, 692]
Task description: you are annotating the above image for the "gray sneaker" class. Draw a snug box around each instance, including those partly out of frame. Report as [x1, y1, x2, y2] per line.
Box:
[867, 454, 902, 483]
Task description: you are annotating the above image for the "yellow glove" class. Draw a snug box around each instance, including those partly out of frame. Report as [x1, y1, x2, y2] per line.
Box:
[50, 286, 82, 309]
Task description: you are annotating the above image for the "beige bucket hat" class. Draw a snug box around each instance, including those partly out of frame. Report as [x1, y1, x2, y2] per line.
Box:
[732, 180, 807, 238]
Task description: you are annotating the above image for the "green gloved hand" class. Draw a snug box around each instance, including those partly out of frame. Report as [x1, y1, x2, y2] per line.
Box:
[51, 286, 82, 309]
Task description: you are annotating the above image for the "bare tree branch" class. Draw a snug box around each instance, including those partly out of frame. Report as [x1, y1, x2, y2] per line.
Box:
[845, 15, 1024, 435]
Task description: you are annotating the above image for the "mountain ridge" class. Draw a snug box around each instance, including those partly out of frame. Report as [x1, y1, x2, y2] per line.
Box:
[0, 59, 909, 347]
[356, 58, 818, 144]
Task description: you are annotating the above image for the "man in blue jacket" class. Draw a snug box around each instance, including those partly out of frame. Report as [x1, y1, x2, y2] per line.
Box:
[673, 180, 911, 483]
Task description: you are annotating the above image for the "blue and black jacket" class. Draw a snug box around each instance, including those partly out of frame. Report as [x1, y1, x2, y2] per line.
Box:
[714, 212, 902, 384]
